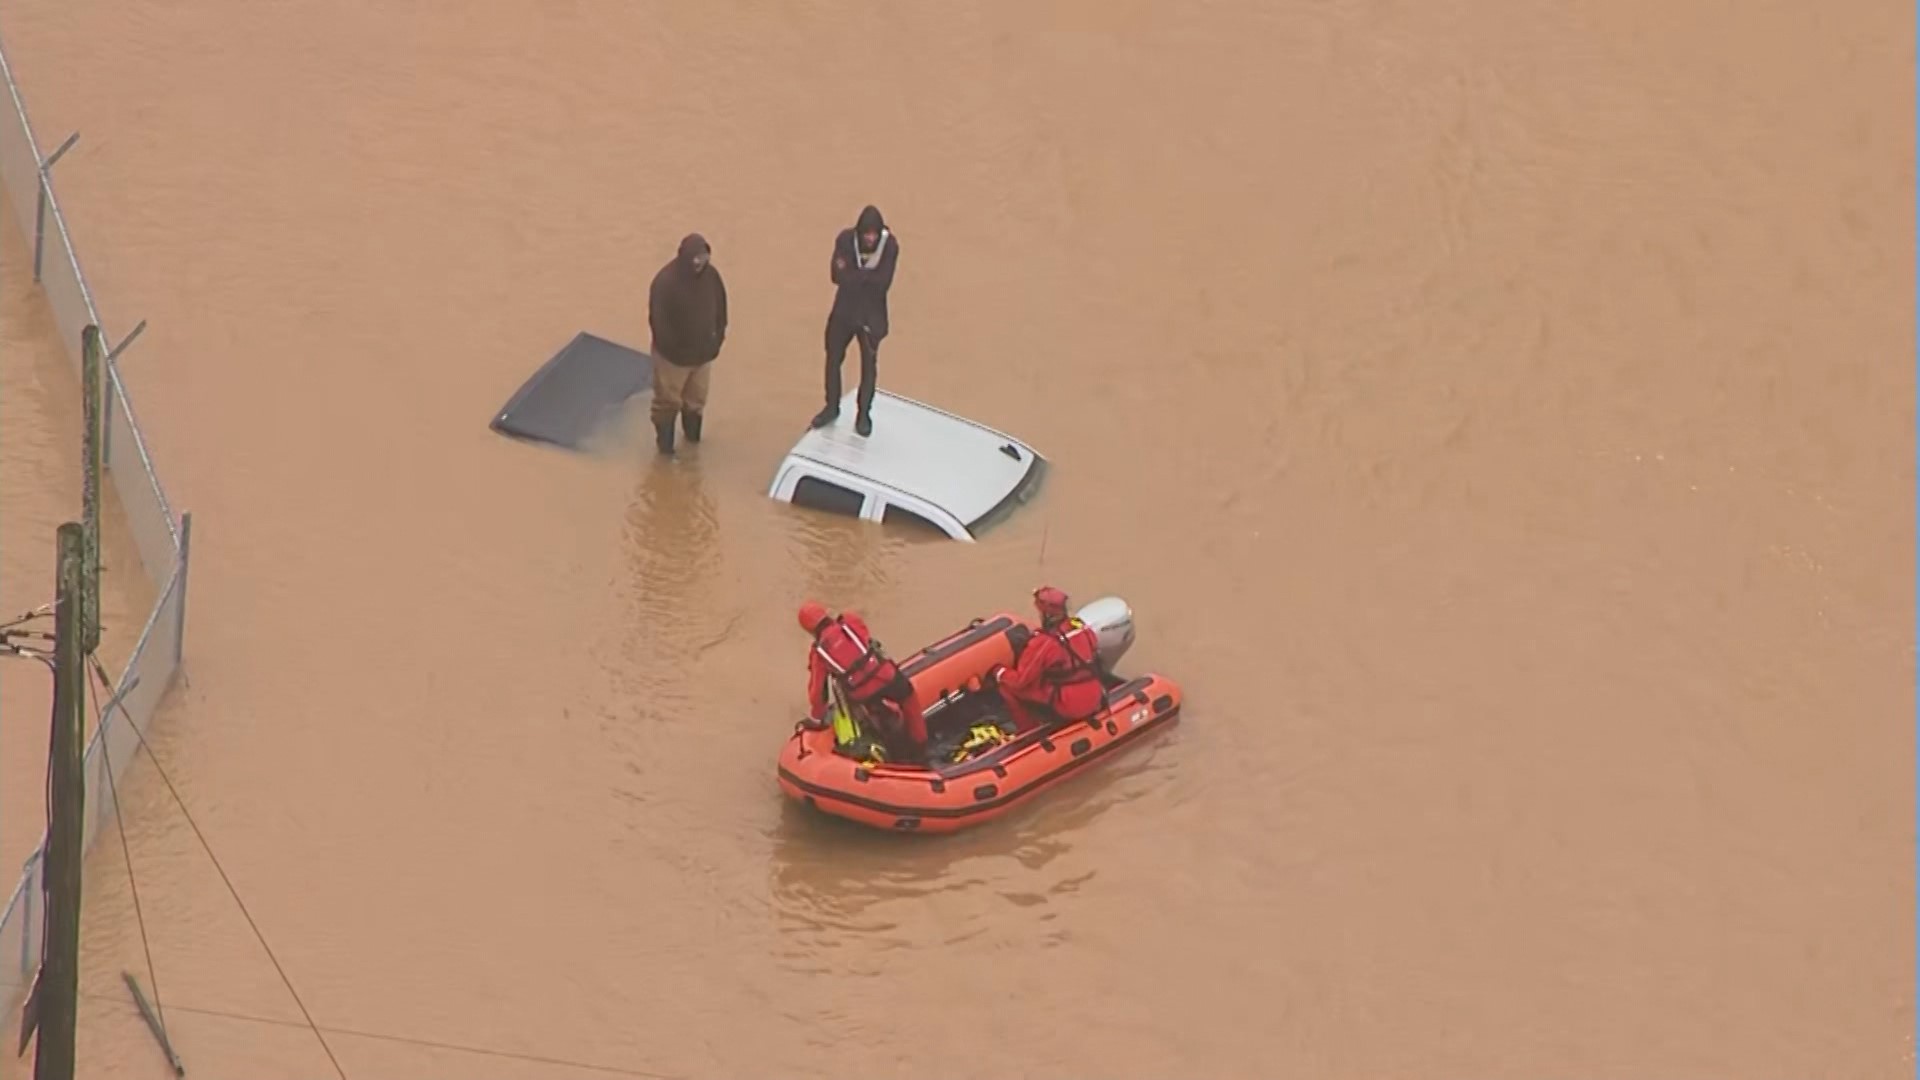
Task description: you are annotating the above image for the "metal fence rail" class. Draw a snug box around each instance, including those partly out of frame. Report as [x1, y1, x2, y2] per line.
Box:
[0, 30, 194, 1024]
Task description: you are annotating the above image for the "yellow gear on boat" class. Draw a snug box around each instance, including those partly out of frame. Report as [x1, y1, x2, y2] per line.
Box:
[829, 677, 890, 768]
[831, 703, 859, 746]
[951, 723, 1009, 762]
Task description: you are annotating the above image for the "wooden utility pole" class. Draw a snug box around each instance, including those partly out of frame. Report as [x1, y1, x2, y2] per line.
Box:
[16, 328, 107, 1076]
[79, 326, 102, 656]
[29, 523, 86, 1080]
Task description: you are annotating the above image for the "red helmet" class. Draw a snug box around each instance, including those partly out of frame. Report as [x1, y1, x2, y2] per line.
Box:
[797, 601, 831, 634]
[1032, 585, 1070, 622]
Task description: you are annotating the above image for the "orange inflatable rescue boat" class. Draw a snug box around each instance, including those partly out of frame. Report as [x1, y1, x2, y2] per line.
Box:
[777, 597, 1182, 833]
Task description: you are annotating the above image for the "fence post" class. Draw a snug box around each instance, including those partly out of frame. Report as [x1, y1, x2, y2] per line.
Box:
[17, 856, 32, 982]
[31, 177, 43, 282]
[30, 132, 78, 285]
[17, 853, 37, 1015]
[174, 512, 191, 675]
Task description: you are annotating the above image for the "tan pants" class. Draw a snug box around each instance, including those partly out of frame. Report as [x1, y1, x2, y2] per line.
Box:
[651, 358, 712, 425]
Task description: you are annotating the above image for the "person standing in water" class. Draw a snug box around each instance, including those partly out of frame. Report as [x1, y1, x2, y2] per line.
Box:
[647, 233, 728, 457]
[812, 205, 899, 437]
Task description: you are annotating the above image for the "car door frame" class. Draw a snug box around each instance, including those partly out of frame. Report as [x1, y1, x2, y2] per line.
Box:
[874, 492, 971, 542]
[773, 461, 876, 519]
[772, 460, 972, 541]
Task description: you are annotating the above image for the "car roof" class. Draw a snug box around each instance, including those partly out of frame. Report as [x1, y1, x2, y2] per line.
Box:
[782, 390, 1045, 527]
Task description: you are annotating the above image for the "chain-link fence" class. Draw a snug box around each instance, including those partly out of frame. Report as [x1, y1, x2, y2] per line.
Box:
[0, 32, 194, 1019]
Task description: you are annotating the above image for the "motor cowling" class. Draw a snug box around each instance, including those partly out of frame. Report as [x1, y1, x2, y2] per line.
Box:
[1073, 596, 1136, 671]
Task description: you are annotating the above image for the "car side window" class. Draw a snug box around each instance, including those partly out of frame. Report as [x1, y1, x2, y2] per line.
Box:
[882, 502, 948, 537]
[793, 475, 866, 518]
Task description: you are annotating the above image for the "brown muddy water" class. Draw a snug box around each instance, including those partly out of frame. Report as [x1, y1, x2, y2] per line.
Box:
[0, 192, 145, 923]
[0, 1, 1911, 1077]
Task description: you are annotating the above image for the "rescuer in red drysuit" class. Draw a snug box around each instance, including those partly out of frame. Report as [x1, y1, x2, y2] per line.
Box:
[799, 601, 929, 759]
[992, 586, 1107, 733]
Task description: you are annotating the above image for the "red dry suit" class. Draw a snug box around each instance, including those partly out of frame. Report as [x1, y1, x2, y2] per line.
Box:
[996, 617, 1106, 733]
[805, 610, 928, 754]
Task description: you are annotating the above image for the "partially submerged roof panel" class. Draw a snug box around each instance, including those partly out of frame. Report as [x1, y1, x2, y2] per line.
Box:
[491, 332, 652, 449]
[784, 390, 1046, 528]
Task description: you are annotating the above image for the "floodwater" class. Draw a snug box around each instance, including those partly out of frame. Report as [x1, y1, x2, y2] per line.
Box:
[0, 1, 1910, 1076]
[0, 194, 145, 915]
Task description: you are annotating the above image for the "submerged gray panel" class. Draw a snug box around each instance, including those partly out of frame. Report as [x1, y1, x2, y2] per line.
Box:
[490, 331, 652, 449]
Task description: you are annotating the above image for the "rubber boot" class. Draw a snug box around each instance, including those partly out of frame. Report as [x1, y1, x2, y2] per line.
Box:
[681, 409, 703, 444]
[654, 418, 676, 457]
[810, 405, 840, 430]
[854, 411, 873, 438]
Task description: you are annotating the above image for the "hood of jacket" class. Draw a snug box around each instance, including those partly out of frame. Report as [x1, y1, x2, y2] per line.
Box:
[854, 206, 886, 251]
[677, 232, 712, 271]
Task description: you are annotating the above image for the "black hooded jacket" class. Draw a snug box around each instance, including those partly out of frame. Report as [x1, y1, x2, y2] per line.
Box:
[829, 206, 900, 338]
[649, 233, 728, 366]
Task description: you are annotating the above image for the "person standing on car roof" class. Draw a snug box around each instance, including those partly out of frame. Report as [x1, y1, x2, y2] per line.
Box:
[811, 205, 900, 437]
[647, 232, 728, 457]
